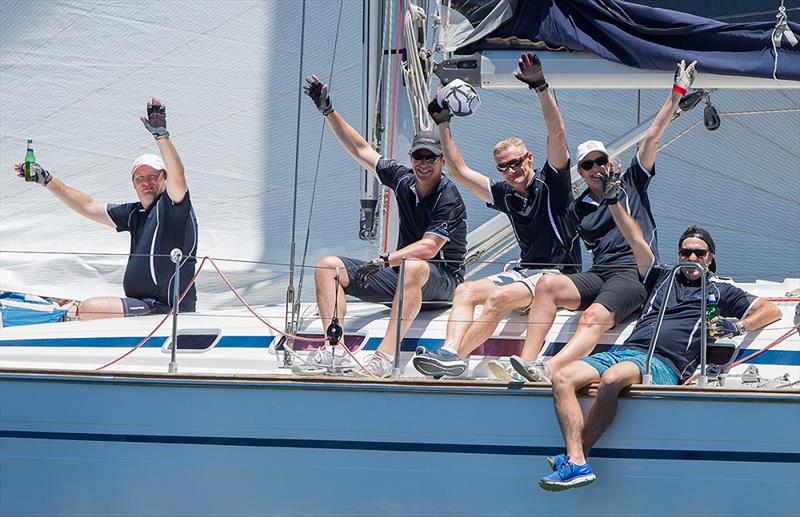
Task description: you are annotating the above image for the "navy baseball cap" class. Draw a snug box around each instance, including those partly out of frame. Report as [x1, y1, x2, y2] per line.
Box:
[410, 130, 442, 155]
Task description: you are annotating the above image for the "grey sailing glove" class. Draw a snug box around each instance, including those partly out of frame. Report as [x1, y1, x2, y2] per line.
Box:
[355, 255, 389, 288]
[601, 167, 622, 204]
[303, 75, 334, 116]
[140, 99, 169, 140]
[14, 162, 52, 186]
[672, 59, 698, 96]
[514, 52, 548, 92]
[427, 98, 452, 125]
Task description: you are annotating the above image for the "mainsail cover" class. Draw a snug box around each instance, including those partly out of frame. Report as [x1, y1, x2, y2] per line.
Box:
[449, 0, 800, 80]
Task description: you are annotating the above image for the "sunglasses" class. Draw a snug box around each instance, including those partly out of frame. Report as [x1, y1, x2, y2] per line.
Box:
[579, 155, 609, 171]
[411, 152, 441, 163]
[496, 153, 530, 173]
[679, 248, 710, 259]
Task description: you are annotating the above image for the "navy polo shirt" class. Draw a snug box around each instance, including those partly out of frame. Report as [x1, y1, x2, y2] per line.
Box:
[620, 264, 757, 381]
[375, 158, 467, 281]
[487, 160, 581, 274]
[107, 190, 198, 311]
[569, 156, 658, 268]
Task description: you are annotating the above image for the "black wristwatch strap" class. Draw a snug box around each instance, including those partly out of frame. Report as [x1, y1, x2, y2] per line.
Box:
[380, 254, 390, 267]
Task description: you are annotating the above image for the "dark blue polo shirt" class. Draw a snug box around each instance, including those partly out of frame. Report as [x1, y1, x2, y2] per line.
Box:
[107, 190, 198, 311]
[620, 264, 757, 381]
[569, 156, 658, 269]
[375, 158, 467, 281]
[487, 160, 581, 274]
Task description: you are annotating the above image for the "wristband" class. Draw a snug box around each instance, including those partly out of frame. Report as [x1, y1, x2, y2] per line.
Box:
[534, 82, 549, 93]
[155, 132, 170, 140]
[604, 197, 618, 205]
[735, 321, 747, 335]
[380, 253, 390, 267]
[672, 84, 687, 96]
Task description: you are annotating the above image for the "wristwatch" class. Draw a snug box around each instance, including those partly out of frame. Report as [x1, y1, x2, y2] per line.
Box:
[735, 321, 748, 335]
[380, 253, 390, 268]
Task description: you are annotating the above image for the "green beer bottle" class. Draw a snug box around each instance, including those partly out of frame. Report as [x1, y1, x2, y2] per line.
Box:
[707, 292, 720, 338]
[24, 139, 38, 182]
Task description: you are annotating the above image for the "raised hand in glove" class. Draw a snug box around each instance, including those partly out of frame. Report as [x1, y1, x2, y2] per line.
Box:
[600, 161, 622, 204]
[140, 98, 169, 140]
[672, 59, 698, 96]
[514, 52, 548, 93]
[427, 98, 452, 125]
[355, 254, 390, 289]
[14, 162, 52, 186]
[709, 318, 747, 339]
[303, 75, 333, 116]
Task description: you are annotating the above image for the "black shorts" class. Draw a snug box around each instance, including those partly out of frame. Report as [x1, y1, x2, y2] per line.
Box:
[567, 266, 647, 324]
[339, 256, 459, 310]
[120, 297, 191, 317]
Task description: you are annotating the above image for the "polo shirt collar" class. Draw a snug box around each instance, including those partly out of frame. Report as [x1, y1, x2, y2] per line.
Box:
[410, 174, 449, 205]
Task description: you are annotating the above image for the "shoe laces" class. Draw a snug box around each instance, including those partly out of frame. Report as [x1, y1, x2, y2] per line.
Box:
[364, 351, 391, 373]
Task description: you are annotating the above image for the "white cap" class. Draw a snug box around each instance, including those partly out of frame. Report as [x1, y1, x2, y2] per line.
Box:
[576, 140, 609, 163]
[131, 154, 165, 176]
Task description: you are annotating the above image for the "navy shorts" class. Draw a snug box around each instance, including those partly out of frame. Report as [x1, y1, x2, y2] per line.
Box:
[338, 256, 459, 309]
[121, 297, 171, 317]
[567, 266, 647, 324]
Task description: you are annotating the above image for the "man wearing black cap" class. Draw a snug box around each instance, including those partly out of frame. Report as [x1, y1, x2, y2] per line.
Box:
[537, 168, 781, 492]
[303, 75, 467, 377]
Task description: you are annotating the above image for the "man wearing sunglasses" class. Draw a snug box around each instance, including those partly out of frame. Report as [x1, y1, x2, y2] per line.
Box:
[510, 60, 700, 384]
[303, 75, 468, 378]
[412, 52, 581, 379]
[13, 98, 198, 320]
[538, 167, 781, 491]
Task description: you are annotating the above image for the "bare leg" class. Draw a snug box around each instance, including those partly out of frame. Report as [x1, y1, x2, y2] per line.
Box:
[314, 256, 350, 344]
[551, 361, 601, 464]
[546, 303, 615, 376]
[519, 275, 581, 361]
[78, 297, 125, 320]
[444, 278, 497, 351]
[581, 361, 641, 458]
[456, 282, 531, 356]
[378, 260, 430, 356]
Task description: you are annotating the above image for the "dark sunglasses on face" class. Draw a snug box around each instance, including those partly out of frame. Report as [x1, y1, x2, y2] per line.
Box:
[411, 151, 441, 163]
[496, 153, 530, 173]
[579, 155, 609, 171]
[679, 247, 710, 259]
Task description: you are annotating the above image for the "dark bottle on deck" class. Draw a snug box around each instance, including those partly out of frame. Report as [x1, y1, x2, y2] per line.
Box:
[24, 139, 37, 182]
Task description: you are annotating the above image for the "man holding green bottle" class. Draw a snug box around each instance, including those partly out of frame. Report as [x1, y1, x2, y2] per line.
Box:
[13, 98, 198, 320]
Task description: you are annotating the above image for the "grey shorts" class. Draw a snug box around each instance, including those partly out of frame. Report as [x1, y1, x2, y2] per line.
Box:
[339, 256, 460, 310]
[485, 268, 562, 313]
[567, 266, 647, 324]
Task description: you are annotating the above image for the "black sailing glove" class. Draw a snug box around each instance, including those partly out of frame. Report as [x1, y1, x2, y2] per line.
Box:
[14, 162, 52, 186]
[355, 256, 387, 288]
[140, 99, 169, 140]
[427, 98, 453, 125]
[601, 167, 622, 205]
[303, 75, 334, 116]
[514, 52, 548, 92]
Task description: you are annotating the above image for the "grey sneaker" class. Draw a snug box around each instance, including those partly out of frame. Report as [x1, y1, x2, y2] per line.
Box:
[509, 356, 550, 382]
[308, 345, 352, 369]
[487, 359, 524, 382]
[412, 348, 467, 378]
[353, 351, 394, 378]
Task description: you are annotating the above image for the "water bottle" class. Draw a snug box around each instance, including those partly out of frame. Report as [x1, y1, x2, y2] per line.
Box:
[707, 292, 720, 338]
[24, 139, 37, 182]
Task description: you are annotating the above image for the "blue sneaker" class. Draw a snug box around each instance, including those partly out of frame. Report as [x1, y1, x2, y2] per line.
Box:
[412, 348, 467, 377]
[546, 453, 568, 471]
[539, 461, 596, 492]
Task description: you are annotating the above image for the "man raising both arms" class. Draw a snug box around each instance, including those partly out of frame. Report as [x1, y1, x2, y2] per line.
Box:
[413, 52, 581, 379]
[14, 99, 198, 319]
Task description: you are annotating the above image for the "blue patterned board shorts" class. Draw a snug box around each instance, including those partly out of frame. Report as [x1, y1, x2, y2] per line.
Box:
[581, 348, 679, 385]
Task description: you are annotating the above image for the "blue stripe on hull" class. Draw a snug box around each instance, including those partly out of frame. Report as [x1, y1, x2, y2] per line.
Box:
[2, 430, 798, 463]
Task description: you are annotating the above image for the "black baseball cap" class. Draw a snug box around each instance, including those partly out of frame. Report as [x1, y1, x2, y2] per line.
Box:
[679, 226, 716, 272]
[410, 130, 443, 155]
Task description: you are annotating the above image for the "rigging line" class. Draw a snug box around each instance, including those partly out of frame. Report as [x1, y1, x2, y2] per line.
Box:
[714, 6, 800, 22]
[296, 0, 346, 304]
[383, 0, 405, 253]
[717, 109, 800, 158]
[288, 0, 309, 296]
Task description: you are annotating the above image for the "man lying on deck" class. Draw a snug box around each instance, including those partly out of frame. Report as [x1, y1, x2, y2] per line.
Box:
[13, 99, 198, 320]
[413, 52, 581, 380]
[303, 75, 468, 378]
[509, 60, 700, 384]
[538, 166, 781, 492]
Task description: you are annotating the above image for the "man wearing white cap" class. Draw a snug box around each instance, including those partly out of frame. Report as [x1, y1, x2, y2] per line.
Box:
[14, 98, 197, 319]
[509, 60, 698, 383]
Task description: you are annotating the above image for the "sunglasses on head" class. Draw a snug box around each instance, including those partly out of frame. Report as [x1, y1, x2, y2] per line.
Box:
[679, 247, 710, 259]
[411, 151, 441, 163]
[496, 153, 530, 173]
[579, 155, 609, 171]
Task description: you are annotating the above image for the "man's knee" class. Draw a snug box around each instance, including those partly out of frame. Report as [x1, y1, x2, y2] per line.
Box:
[578, 303, 614, 330]
[597, 365, 639, 395]
[315, 256, 345, 281]
[534, 274, 562, 297]
[485, 285, 527, 313]
[402, 259, 430, 286]
[552, 362, 595, 393]
[453, 280, 488, 304]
